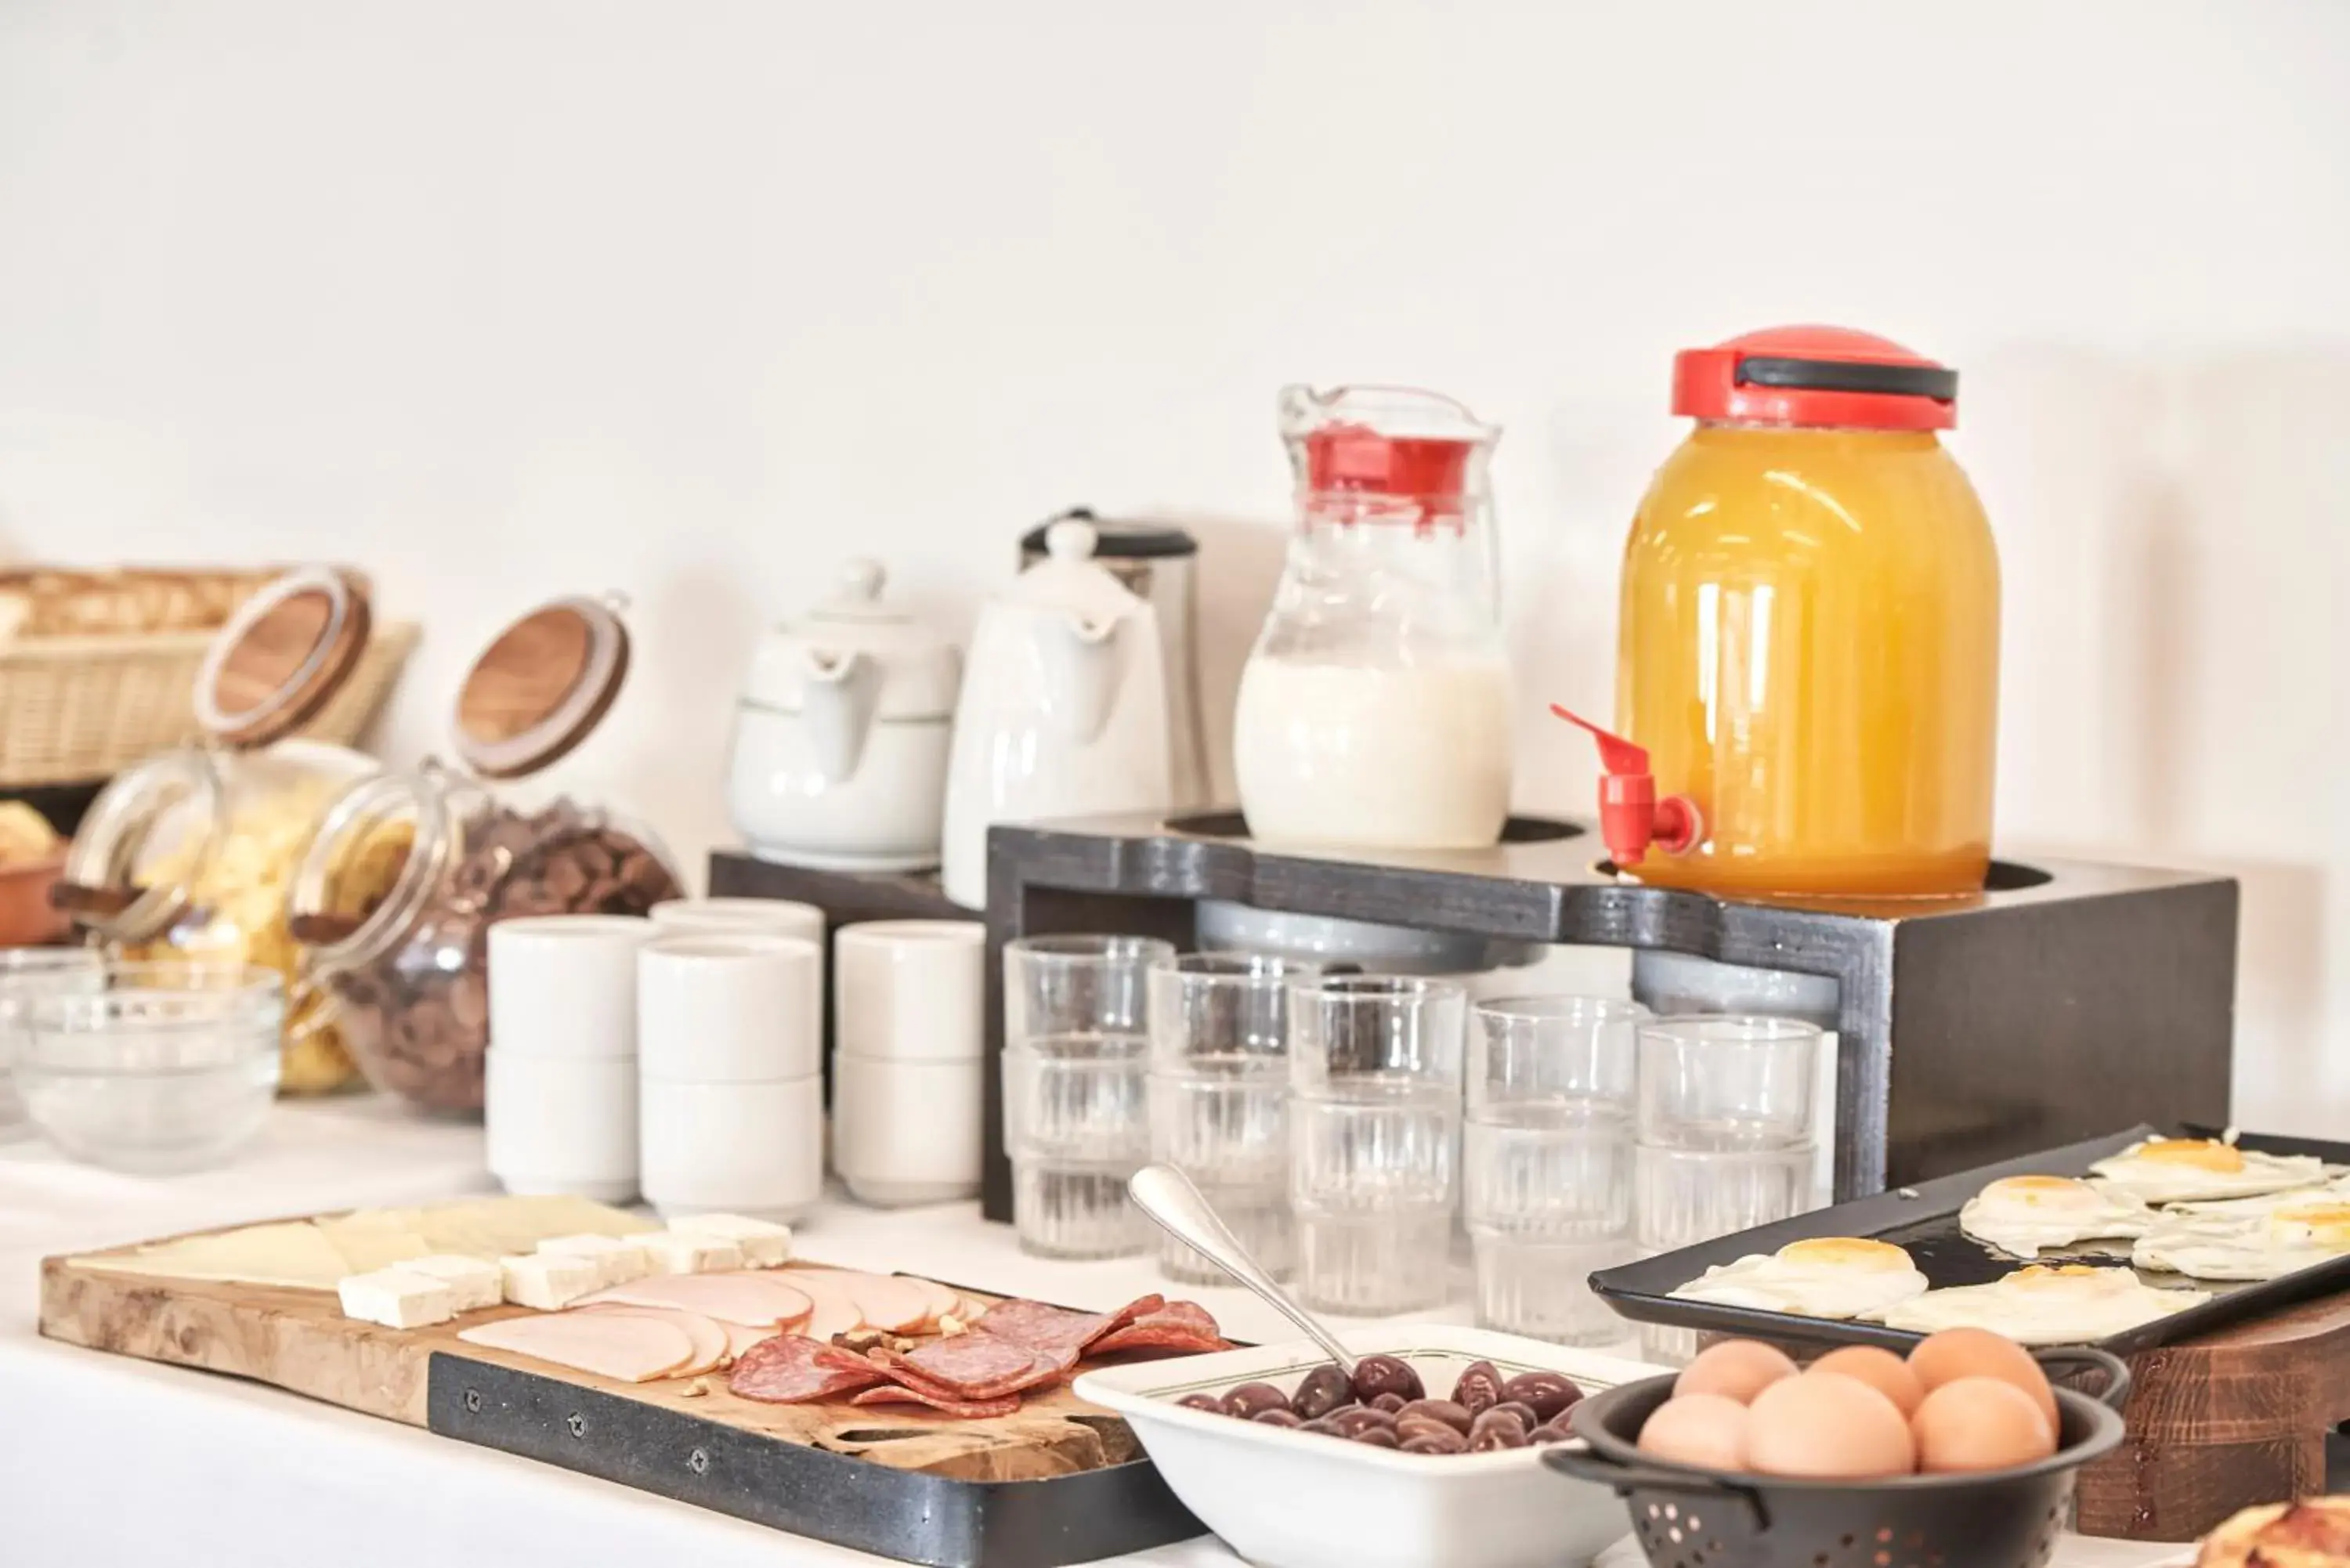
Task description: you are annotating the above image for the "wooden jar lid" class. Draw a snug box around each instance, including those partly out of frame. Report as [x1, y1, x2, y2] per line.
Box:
[191, 565, 374, 749]
[449, 594, 631, 779]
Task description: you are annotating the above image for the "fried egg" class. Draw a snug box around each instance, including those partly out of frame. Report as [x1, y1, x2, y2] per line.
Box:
[1668, 1237, 1929, 1320]
[1867, 1263, 2209, 1346]
[2132, 1200, 2350, 1282]
[2085, 1138, 2328, 1206]
[1958, 1175, 2156, 1258]
[2166, 1169, 2350, 1219]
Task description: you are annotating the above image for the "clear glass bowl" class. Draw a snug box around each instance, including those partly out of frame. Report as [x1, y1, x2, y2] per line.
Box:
[9, 960, 284, 1173]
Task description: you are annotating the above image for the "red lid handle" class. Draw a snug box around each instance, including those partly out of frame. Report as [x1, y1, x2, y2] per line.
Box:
[1549, 705, 1701, 868]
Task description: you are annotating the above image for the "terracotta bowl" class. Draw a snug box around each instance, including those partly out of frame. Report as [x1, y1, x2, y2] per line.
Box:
[0, 855, 70, 948]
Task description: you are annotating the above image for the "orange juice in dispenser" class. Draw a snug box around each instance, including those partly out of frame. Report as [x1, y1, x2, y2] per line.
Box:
[1556, 327, 2001, 898]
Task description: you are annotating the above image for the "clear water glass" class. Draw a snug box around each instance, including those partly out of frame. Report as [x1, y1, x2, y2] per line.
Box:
[1146, 953, 1311, 1283]
[0, 947, 106, 1143]
[1633, 1013, 1822, 1360]
[1465, 995, 1642, 1343]
[1289, 974, 1466, 1315]
[1002, 934, 1174, 1258]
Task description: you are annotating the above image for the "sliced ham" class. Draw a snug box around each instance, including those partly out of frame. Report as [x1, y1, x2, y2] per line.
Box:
[784, 1267, 934, 1334]
[580, 1272, 812, 1328]
[574, 1305, 729, 1375]
[724, 1321, 779, 1360]
[905, 1276, 960, 1328]
[775, 1270, 866, 1342]
[848, 1382, 1021, 1419]
[458, 1312, 693, 1384]
[728, 1334, 890, 1403]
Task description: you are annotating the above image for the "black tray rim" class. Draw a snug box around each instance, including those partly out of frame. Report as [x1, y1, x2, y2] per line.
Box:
[1592, 1123, 2350, 1357]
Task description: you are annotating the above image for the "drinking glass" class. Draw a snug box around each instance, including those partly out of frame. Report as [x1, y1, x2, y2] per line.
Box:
[1634, 1013, 1823, 1360]
[0, 947, 106, 1142]
[1146, 953, 1312, 1283]
[1002, 934, 1174, 1257]
[1289, 974, 1466, 1314]
[1464, 995, 1642, 1344]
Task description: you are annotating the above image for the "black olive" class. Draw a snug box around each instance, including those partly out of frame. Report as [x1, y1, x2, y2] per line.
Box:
[1349, 1353, 1425, 1404]
[1395, 1398, 1473, 1434]
[1351, 1426, 1400, 1448]
[1292, 1364, 1354, 1422]
[1220, 1382, 1292, 1420]
[1399, 1426, 1469, 1454]
[1450, 1360, 1504, 1416]
[1176, 1393, 1224, 1413]
[1325, 1406, 1398, 1439]
[1369, 1391, 1407, 1414]
[1525, 1421, 1571, 1445]
[1499, 1371, 1584, 1423]
[1251, 1407, 1304, 1428]
[1485, 1400, 1540, 1432]
[1469, 1421, 1530, 1451]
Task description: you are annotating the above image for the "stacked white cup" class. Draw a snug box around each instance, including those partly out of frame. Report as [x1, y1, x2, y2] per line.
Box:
[637, 898, 828, 1220]
[830, 919, 986, 1206]
[485, 915, 658, 1201]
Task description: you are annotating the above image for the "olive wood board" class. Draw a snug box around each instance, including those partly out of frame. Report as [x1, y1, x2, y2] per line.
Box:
[38, 1223, 1204, 1568]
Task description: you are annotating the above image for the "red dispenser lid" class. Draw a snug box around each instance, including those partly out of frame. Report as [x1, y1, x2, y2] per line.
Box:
[1672, 325, 1958, 432]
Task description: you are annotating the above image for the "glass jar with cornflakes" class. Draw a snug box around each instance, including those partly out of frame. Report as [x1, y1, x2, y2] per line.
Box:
[57, 568, 405, 1096]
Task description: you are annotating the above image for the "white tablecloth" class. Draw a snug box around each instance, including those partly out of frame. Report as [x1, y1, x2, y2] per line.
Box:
[0, 1099, 2192, 1568]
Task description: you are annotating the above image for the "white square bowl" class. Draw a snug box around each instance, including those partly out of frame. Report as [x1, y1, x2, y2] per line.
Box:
[1073, 1324, 1666, 1568]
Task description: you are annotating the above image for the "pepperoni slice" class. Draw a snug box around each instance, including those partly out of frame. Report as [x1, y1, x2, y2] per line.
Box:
[848, 1382, 1022, 1419]
[728, 1334, 889, 1403]
[891, 1333, 1068, 1398]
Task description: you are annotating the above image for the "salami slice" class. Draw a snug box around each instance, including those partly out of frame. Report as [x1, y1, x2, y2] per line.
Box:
[973, 1293, 1165, 1359]
[890, 1333, 1068, 1399]
[848, 1382, 1022, 1419]
[1086, 1300, 1229, 1358]
[728, 1334, 889, 1403]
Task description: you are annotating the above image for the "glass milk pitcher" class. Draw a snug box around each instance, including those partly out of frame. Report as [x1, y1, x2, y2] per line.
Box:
[1233, 385, 1513, 851]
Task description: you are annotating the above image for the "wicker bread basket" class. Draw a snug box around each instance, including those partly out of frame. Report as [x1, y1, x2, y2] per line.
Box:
[0, 620, 421, 788]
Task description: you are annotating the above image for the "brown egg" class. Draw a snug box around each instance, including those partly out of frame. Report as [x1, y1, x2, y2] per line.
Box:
[1911, 1376, 2058, 1472]
[1811, 1345, 1926, 1418]
[1674, 1339, 1799, 1404]
[1906, 1328, 2059, 1433]
[1637, 1393, 1751, 1471]
[1744, 1371, 1918, 1479]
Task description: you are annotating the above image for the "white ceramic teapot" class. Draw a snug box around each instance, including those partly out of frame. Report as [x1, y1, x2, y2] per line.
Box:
[727, 559, 962, 871]
[940, 518, 1172, 908]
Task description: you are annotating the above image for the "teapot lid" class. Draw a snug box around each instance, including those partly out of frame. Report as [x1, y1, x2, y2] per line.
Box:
[1000, 518, 1143, 622]
[1020, 508, 1197, 561]
[767, 559, 959, 718]
[192, 565, 374, 750]
[449, 594, 631, 779]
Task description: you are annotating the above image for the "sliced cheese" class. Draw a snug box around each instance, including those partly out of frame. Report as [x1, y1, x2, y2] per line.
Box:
[90, 1222, 356, 1290]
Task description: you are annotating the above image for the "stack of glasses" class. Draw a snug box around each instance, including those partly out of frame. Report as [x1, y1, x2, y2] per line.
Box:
[1288, 974, 1466, 1316]
[1145, 953, 1315, 1283]
[1633, 1012, 1823, 1359]
[1001, 934, 1173, 1258]
[1464, 995, 1643, 1345]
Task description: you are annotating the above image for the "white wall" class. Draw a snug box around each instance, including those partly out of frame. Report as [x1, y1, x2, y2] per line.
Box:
[2, 0, 2345, 1131]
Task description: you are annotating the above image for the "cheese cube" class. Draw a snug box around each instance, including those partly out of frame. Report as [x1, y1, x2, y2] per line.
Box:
[499, 1252, 600, 1310]
[537, 1234, 649, 1288]
[400, 1255, 504, 1313]
[640, 1231, 743, 1275]
[338, 1268, 457, 1329]
[668, 1213, 793, 1267]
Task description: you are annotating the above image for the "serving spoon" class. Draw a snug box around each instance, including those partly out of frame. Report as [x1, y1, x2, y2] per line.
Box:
[1126, 1162, 1357, 1375]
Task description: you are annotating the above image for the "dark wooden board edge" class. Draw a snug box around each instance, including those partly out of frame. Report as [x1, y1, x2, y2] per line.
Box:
[1593, 1123, 2350, 1356]
[428, 1353, 1204, 1568]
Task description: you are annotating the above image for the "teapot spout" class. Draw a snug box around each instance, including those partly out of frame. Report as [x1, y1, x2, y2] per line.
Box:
[1043, 612, 1127, 743]
[803, 649, 884, 785]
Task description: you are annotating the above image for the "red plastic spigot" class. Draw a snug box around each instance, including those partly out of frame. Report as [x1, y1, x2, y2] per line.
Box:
[1549, 705, 1701, 868]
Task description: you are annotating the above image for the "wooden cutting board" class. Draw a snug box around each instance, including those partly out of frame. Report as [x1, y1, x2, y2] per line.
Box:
[38, 1229, 1135, 1483]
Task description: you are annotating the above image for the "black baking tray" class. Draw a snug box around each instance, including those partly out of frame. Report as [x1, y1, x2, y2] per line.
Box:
[1592, 1123, 2350, 1357]
[428, 1354, 1203, 1568]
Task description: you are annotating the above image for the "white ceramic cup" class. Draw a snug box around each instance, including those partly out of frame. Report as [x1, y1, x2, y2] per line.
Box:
[486, 915, 656, 1062]
[832, 1050, 983, 1206]
[833, 919, 985, 1062]
[639, 1075, 825, 1220]
[650, 897, 826, 948]
[637, 933, 822, 1082]
[485, 1049, 638, 1202]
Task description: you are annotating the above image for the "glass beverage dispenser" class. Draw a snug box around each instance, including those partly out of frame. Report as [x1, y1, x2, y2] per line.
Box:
[1556, 326, 2001, 898]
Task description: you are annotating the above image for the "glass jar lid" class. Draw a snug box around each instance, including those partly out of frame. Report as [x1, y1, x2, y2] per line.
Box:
[449, 593, 631, 780]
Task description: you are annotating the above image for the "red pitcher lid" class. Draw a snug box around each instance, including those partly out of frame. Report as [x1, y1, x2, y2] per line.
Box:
[1672, 325, 1958, 432]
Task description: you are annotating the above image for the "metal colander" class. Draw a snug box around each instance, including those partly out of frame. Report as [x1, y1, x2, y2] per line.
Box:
[1546, 1349, 2130, 1568]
